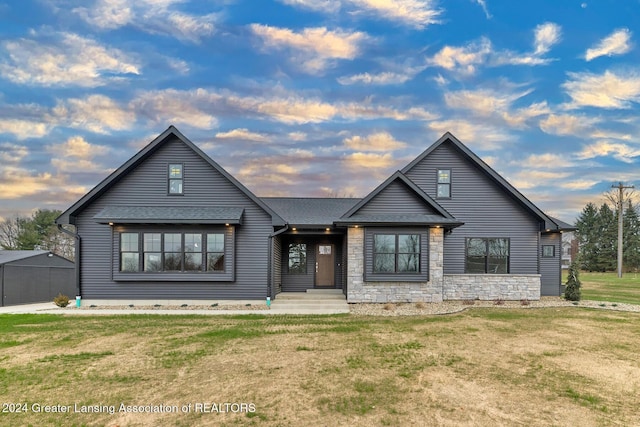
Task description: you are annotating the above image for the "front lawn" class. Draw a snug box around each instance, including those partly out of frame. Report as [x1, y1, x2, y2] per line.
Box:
[570, 271, 640, 304]
[1, 309, 639, 426]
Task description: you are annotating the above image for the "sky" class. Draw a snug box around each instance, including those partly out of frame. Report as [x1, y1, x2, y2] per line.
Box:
[1, 0, 639, 224]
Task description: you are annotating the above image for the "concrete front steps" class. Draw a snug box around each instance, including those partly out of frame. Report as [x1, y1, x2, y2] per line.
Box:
[270, 289, 349, 314]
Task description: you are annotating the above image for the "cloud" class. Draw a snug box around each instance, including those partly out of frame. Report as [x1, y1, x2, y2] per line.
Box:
[250, 24, 368, 74]
[539, 113, 599, 136]
[72, 0, 218, 43]
[560, 180, 600, 190]
[562, 70, 640, 109]
[129, 89, 219, 129]
[0, 119, 50, 140]
[427, 119, 511, 149]
[215, 128, 270, 142]
[337, 70, 420, 85]
[278, 0, 441, 29]
[493, 22, 561, 66]
[0, 166, 57, 199]
[585, 28, 632, 61]
[344, 132, 407, 152]
[46, 136, 109, 161]
[52, 95, 133, 134]
[0, 31, 140, 87]
[577, 140, 640, 163]
[533, 22, 562, 56]
[519, 153, 573, 169]
[0, 143, 28, 164]
[426, 37, 492, 75]
[344, 152, 395, 168]
[472, 0, 491, 19]
[348, 0, 441, 30]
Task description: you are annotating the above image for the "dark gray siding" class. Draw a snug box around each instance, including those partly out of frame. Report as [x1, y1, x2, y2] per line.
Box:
[356, 180, 440, 216]
[2, 254, 75, 306]
[540, 233, 562, 296]
[363, 226, 429, 282]
[272, 235, 282, 296]
[404, 141, 541, 274]
[74, 136, 273, 300]
[281, 235, 344, 292]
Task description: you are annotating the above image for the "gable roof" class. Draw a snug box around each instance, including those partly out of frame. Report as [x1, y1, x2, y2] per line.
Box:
[402, 132, 566, 231]
[56, 126, 285, 227]
[337, 171, 463, 228]
[263, 197, 360, 227]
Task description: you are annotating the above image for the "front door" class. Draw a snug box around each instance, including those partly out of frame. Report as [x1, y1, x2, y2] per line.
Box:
[315, 244, 335, 287]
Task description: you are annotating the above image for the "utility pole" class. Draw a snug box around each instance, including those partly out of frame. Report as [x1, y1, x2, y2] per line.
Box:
[612, 182, 635, 278]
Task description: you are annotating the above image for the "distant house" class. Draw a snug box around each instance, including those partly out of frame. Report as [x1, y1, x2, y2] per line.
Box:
[56, 126, 575, 303]
[0, 250, 75, 306]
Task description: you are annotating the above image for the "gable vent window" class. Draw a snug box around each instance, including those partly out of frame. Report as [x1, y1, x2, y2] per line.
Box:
[168, 164, 183, 194]
[437, 169, 451, 198]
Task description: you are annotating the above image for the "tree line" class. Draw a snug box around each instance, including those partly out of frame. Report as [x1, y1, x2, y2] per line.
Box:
[0, 209, 74, 260]
[575, 199, 640, 272]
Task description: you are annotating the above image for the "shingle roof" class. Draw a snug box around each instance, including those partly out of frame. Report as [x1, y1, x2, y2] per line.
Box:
[93, 206, 244, 224]
[335, 214, 464, 227]
[0, 250, 49, 265]
[262, 198, 360, 226]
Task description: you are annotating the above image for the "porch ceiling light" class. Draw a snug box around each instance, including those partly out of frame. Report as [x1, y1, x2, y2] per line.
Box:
[325, 228, 330, 231]
[292, 227, 297, 231]
[108, 222, 114, 226]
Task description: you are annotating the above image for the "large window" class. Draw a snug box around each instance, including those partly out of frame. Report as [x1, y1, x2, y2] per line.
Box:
[168, 164, 183, 194]
[466, 238, 509, 274]
[373, 234, 420, 273]
[437, 169, 451, 198]
[288, 243, 307, 274]
[120, 232, 225, 273]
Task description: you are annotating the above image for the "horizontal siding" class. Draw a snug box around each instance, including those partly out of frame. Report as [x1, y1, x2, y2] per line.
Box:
[404, 141, 541, 275]
[272, 236, 282, 295]
[357, 180, 439, 216]
[540, 233, 561, 296]
[75, 136, 272, 300]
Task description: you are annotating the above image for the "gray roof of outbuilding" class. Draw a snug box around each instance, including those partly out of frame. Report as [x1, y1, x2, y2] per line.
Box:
[262, 198, 360, 226]
[93, 206, 244, 224]
[0, 250, 49, 265]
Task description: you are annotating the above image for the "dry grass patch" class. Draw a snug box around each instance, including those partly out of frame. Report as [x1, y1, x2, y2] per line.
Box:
[0, 309, 639, 426]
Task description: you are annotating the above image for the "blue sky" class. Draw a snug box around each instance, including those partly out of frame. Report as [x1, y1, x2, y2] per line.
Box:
[1, 0, 639, 223]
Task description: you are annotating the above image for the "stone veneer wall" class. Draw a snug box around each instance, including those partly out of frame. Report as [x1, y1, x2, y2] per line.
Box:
[346, 227, 444, 303]
[442, 274, 541, 301]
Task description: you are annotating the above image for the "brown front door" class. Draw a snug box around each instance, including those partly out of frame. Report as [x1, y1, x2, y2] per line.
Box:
[315, 244, 335, 287]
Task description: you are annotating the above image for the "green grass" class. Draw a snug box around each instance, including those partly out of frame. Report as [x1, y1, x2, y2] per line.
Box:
[571, 271, 640, 304]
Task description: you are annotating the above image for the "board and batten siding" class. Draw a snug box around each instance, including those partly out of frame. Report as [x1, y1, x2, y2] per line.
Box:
[404, 141, 541, 275]
[354, 180, 440, 216]
[74, 136, 273, 300]
[540, 233, 562, 296]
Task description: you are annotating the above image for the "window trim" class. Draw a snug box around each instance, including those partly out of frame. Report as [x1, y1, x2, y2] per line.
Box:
[436, 168, 451, 199]
[542, 245, 555, 258]
[168, 163, 184, 195]
[465, 237, 510, 274]
[372, 233, 421, 274]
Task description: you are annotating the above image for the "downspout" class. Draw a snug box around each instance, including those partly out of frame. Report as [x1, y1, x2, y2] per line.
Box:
[267, 225, 289, 300]
[58, 223, 81, 297]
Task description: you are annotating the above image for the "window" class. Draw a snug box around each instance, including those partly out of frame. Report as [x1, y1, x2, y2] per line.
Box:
[373, 234, 420, 273]
[466, 238, 509, 274]
[206, 233, 225, 271]
[168, 164, 183, 194]
[542, 245, 555, 258]
[120, 233, 139, 272]
[120, 232, 225, 273]
[288, 243, 307, 273]
[437, 169, 451, 198]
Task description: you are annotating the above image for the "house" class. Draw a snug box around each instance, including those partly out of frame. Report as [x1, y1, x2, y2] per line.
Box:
[0, 250, 75, 306]
[56, 126, 574, 303]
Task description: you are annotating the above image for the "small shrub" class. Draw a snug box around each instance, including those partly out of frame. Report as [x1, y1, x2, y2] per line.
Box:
[181, 304, 188, 307]
[415, 301, 427, 309]
[53, 294, 70, 307]
[565, 262, 582, 301]
[520, 299, 531, 306]
[462, 299, 475, 306]
[493, 298, 505, 306]
[383, 303, 395, 311]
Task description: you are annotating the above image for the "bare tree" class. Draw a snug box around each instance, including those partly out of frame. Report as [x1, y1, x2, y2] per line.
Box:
[0, 215, 25, 250]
